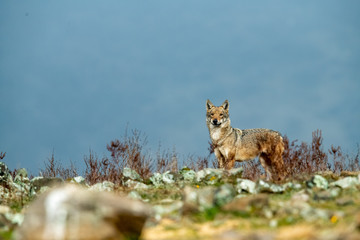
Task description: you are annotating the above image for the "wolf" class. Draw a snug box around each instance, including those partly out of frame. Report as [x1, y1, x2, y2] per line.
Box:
[206, 99, 285, 181]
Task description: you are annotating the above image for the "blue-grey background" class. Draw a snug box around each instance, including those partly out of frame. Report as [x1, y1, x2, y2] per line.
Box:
[1, 1, 359, 174]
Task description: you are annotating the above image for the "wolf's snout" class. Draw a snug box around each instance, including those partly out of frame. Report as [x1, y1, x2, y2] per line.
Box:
[212, 119, 219, 125]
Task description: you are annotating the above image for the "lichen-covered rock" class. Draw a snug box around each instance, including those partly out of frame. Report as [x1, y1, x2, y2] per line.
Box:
[182, 186, 215, 213]
[123, 167, 142, 182]
[124, 179, 149, 190]
[16, 184, 151, 240]
[214, 184, 236, 207]
[179, 167, 196, 182]
[196, 168, 224, 184]
[149, 173, 164, 187]
[306, 175, 328, 189]
[152, 201, 183, 221]
[70, 176, 86, 185]
[283, 182, 302, 191]
[162, 171, 175, 184]
[127, 190, 143, 200]
[149, 171, 178, 187]
[0, 162, 12, 185]
[314, 188, 341, 201]
[236, 179, 257, 194]
[31, 177, 64, 193]
[89, 181, 115, 192]
[330, 176, 360, 189]
[257, 180, 285, 193]
[222, 194, 269, 215]
[14, 168, 28, 183]
[227, 167, 243, 178]
[0, 205, 14, 231]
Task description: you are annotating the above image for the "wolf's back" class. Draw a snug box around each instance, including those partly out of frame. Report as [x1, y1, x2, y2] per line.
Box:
[238, 128, 283, 147]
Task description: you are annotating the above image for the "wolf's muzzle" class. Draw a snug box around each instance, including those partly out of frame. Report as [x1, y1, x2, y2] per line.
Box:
[212, 119, 221, 126]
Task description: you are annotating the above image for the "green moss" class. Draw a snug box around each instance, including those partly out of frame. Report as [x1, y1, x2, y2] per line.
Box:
[193, 207, 221, 222]
[0, 230, 13, 240]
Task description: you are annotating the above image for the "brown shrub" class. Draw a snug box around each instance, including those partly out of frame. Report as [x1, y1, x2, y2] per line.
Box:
[106, 129, 152, 179]
[185, 141, 217, 171]
[282, 129, 329, 178]
[39, 128, 359, 184]
[155, 145, 178, 173]
[237, 129, 360, 181]
[40, 150, 78, 179]
[0, 152, 5, 160]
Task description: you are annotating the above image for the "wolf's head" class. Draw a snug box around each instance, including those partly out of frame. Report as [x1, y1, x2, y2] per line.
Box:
[206, 100, 229, 127]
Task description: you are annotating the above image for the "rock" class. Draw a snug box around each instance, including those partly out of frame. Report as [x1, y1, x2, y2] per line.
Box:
[16, 184, 151, 240]
[214, 184, 236, 207]
[70, 176, 86, 185]
[291, 190, 310, 202]
[222, 194, 269, 215]
[0, 161, 12, 185]
[179, 167, 196, 182]
[314, 188, 341, 201]
[300, 207, 330, 222]
[329, 176, 360, 189]
[127, 190, 143, 200]
[162, 171, 175, 184]
[182, 186, 199, 213]
[11, 181, 32, 198]
[283, 182, 302, 191]
[31, 177, 64, 193]
[89, 181, 115, 192]
[149, 173, 164, 188]
[0, 205, 14, 231]
[336, 197, 354, 206]
[124, 179, 149, 190]
[306, 175, 328, 189]
[148, 171, 179, 187]
[183, 184, 236, 214]
[0, 205, 11, 215]
[182, 186, 215, 213]
[196, 168, 224, 184]
[152, 201, 183, 221]
[257, 180, 285, 193]
[5, 212, 24, 226]
[236, 179, 257, 194]
[123, 167, 142, 182]
[356, 212, 360, 231]
[197, 187, 216, 210]
[227, 167, 243, 178]
[14, 168, 28, 183]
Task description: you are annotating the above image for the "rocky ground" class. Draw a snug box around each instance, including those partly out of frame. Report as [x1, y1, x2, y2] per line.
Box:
[1, 161, 360, 240]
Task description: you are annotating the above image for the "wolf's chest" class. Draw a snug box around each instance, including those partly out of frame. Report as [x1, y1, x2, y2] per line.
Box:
[210, 127, 223, 141]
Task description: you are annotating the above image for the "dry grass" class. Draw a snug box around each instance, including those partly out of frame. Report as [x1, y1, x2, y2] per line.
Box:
[239, 129, 360, 181]
[35, 128, 360, 184]
[185, 141, 217, 171]
[0, 152, 5, 160]
[40, 150, 78, 180]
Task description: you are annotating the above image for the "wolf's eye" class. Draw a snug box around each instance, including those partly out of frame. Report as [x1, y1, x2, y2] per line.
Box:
[210, 113, 214, 116]
[220, 114, 223, 117]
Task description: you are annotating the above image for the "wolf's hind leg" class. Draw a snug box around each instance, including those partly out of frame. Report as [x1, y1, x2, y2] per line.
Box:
[259, 153, 273, 181]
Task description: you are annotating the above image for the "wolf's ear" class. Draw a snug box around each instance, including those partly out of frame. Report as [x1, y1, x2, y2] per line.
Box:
[206, 99, 214, 110]
[221, 100, 229, 110]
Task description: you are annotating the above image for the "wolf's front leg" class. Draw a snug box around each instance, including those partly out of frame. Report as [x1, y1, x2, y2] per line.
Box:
[224, 152, 236, 170]
[214, 149, 226, 168]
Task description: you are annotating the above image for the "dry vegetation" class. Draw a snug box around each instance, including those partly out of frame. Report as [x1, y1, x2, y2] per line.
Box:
[240, 130, 359, 180]
[33, 129, 360, 184]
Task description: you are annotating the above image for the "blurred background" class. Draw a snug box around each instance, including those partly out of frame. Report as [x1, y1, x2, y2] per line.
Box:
[0, 1, 359, 174]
